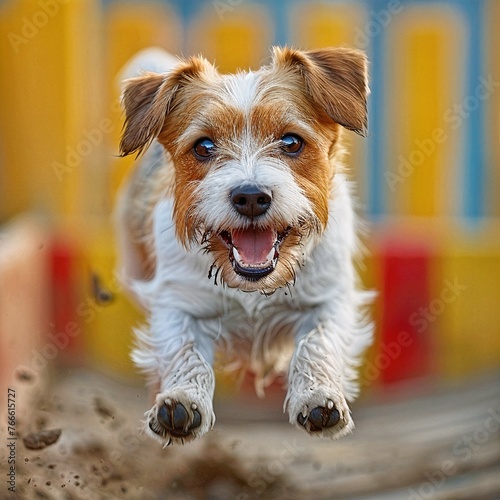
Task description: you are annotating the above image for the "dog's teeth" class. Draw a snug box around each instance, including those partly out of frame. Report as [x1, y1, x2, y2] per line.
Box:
[265, 246, 275, 264]
[233, 247, 243, 265]
[233, 242, 278, 269]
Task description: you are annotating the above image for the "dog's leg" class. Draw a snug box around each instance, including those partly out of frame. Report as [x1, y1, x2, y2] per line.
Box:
[285, 325, 353, 439]
[133, 308, 217, 446]
[284, 284, 373, 439]
[283, 175, 373, 438]
[285, 239, 373, 438]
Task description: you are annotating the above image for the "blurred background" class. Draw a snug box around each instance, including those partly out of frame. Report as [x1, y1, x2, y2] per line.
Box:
[0, 0, 499, 498]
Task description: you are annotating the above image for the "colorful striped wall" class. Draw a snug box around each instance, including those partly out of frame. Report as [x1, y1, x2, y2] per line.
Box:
[0, 0, 498, 385]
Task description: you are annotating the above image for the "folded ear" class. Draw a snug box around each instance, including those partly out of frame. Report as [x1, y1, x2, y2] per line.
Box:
[119, 57, 214, 157]
[119, 72, 169, 157]
[272, 46, 369, 136]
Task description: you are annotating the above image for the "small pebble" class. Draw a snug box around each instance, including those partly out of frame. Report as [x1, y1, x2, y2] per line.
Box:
[23, 429, 62, 450]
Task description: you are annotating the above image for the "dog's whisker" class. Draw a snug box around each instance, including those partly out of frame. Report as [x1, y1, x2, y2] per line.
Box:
[160, 223, 175, 234]
[213, 265, 222, 286]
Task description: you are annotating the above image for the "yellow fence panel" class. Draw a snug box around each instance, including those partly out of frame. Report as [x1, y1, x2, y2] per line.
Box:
[436, 224, 500, 378]
[386, 5, 465, 218]
[105, 1, 182, 202]
[290, 2, 367, 49]
[187, 3, 272, 74]
[0, 0, 104, 218]
[0, 0, 67, 217]
[78, 218, 143, 379]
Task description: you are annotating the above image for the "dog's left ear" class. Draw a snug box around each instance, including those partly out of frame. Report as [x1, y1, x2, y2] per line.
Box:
[272, 47, 369, 136]
[120, 57, 215, 157]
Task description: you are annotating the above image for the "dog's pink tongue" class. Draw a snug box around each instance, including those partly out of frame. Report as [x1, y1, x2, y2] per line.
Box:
[232, 228, 275, 265]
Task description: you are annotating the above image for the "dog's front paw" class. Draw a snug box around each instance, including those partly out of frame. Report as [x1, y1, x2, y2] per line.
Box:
[146, 391, 214, 445]
[296, 399, 341, 432]
[149, 399, 201, 438]
[287, 390, 354, 439]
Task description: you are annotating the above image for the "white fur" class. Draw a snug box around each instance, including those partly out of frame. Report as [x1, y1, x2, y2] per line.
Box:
[116, 49, 374, 445]
[118, 172, 373, 444]
[221, 71, 260, 113]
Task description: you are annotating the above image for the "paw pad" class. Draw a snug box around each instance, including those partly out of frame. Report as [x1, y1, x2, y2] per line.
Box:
[150, 400, 201, 439]
[297, 400, 340, 432]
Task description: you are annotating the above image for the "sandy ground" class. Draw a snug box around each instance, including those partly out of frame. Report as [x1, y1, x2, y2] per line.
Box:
[1, 367, 500, 500]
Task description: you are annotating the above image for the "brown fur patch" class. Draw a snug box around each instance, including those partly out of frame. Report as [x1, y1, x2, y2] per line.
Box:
[120, 56, 218, 157]
[271, 46, 368, 135]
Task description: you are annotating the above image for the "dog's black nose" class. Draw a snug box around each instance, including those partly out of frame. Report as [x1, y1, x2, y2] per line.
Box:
[230, 185, 272, 218]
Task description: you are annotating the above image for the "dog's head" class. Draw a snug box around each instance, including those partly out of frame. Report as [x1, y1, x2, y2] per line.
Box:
[120, 47, 368, 293]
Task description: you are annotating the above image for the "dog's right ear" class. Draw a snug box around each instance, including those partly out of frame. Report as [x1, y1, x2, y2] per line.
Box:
[272, 46, 369, 136]
[119, 57, 213, 157]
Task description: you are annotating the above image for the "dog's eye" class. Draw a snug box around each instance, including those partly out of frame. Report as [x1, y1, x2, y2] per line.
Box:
[280, 134, 304, 155]
[193, 138, 216, 160]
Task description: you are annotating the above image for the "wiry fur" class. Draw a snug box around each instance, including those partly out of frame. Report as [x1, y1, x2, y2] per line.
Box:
[115, 46, 374, 445]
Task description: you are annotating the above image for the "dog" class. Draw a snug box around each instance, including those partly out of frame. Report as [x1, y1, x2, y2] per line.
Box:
[115, 46, 374, 446]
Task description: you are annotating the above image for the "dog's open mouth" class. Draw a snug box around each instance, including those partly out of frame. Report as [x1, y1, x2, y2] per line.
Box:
[218, 227, 291, 281]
